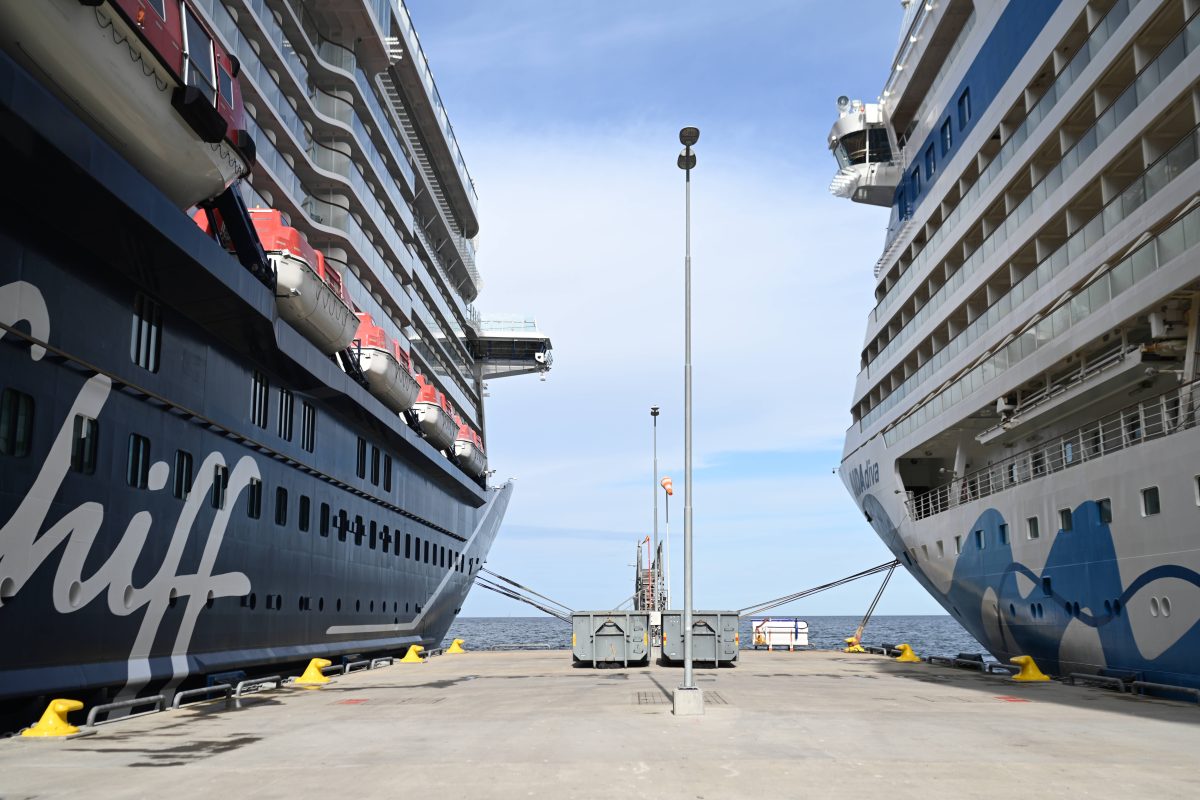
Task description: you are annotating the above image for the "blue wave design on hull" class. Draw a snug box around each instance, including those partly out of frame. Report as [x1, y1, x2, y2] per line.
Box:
[863, 496, 1200, 690]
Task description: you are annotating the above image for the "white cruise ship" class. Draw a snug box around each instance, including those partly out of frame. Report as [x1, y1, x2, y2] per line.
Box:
[832, 0, 1200, 689]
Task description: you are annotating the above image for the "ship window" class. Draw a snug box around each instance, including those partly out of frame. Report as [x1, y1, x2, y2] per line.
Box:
[957, 88, 971, 129]
[211, 464, 228, 509]
[356, 437, 366, 479]
[924, 144, 935, 178]
[1059, 509, 1073, 532]
[936, 540, 945, 558]
[126, 433, 151, 489]
[184, 9, 216, 102]
[275, 487, 288, 526]
[1141, 486, 1160, 516]
[300, 402, 316, 452]
[299, 494, 310, 532]
[250, 371, 269, 429]
[1195, 476, 1199, 505]
[974, 530, 985, 550]
[354, 515, 364, 545]
[1099, 498, 1113, 523]
[0, 388, 34, 458]
[146, 0, 166, 19]
[246, 478, 262, 519]
[940, 119, 952, 156]
[910, 166, 921, 198]
[834, 127, 892, 167]
[70, 415, 99, 474]
[319, 502, 330, 536]
[441, 546, 446, 568]
[173, 450, 193, 499]
[414, 536, 421, 561]
[896, 187, 908, 220]
[218, 65, 233, 103]
[424, 540, 430, 563]
[953, 535, 962, 554]
[277, 389, 294, 441]
[383, 454, 393, 491]
[370, 445, 380, 486]
[1026, 516, 1040, 540]
[130, 293, 162, 373]
[338, 509, 348, 542]
[998, 524, 1008, 545]
[1042, 577, 1052, 597]
[369, 520, 377, 550]
[406, 533, 412, 559]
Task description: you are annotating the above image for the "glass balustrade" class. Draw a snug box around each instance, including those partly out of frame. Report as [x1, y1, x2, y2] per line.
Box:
[862, 124, 1200, 432]
[878, 201, 1200, 445]
[871, 0, 1140, 323]
[864, 7, 1198, 385]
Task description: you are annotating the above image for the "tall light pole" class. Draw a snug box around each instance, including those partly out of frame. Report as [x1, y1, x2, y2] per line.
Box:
[673, 125, 703, 716]
[651, 405, 660, 608]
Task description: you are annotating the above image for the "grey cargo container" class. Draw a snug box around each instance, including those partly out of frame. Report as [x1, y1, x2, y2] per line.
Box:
[571, 612, 650, 667]
[661, 610, 739, 665]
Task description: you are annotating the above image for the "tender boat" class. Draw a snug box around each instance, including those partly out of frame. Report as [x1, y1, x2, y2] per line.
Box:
[354, 313, 420, 413]
[0, 0, 254, 208]
[247, 209, 357, 354]
[453, 424, 487, 477]
[413, 375, 458, 450]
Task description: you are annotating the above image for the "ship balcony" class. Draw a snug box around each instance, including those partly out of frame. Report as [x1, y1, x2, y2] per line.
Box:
[470, 317, 554, 380]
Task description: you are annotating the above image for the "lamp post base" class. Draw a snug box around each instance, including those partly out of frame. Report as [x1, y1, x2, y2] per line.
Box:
[671, 686, 704, 716]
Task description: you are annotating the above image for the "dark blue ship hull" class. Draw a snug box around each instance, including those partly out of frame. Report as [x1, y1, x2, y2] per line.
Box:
[0, 47, 508, 707]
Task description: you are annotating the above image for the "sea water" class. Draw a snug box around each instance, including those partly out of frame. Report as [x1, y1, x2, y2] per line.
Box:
[444, 615, 988, 659]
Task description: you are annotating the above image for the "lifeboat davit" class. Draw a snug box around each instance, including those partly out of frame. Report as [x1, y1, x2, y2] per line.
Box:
[246, 209, 357, 354]
[354, 314, 420, 413]
[454, 424, 487, 478]
[413, 376, 457, 450]
[0, 0, 254, 208]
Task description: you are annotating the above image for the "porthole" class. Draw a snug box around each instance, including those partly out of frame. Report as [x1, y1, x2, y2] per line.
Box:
[1104, 600, 1112, 615]
[1009, 603, 1016, 616]
[205, 590, 215, 609]
[1072, 601, 1079, 616]
[1113, 599, 1122, 615]
[1149, 597, 1160, 617]
[355, 599, 361, 612]
[370, 600, 375, 612]
[1161, 596, 1172, 617]
[337, 598, 342, 612]
[318, 597, 325, 612]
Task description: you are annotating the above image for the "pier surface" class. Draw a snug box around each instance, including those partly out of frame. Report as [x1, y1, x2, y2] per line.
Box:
[3, 650, 1198, 798]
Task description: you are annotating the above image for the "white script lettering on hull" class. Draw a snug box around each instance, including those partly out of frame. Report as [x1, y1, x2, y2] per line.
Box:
[0, 279, 256, 697]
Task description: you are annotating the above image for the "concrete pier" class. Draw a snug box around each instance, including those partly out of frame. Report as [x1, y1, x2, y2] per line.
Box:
[3, 650, 1198, 798]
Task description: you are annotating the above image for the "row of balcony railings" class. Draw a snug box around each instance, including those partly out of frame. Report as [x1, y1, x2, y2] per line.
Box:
[877, 199, 1200, 447]
[859, 119, 1200, 430]
[872, 0, 1142, 321]
[907, 376, 1200, 521]
[858, 10, 1200, 420]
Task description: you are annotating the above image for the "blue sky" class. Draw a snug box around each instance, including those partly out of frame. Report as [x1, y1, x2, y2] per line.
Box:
[405, 1, 945, 617]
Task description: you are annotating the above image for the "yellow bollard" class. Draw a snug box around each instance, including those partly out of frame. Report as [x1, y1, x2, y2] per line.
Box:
[446, 639, 466, 654]
[295, 657, 332, 688]
[21, 699, 84, 737]
[400, 645, 426, 663]
[1010, 654, 1050, 682]
[843, 636, 866, 654]
[895, 643, 922, 663]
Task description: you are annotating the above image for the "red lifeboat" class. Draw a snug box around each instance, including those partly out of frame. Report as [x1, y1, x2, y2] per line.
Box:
[246, 209, 357, 354]
[0, 0, 254, 208]
[413, 375, 457, 451]
[453, 423, 487, 478]
[353, 314, 420, 413]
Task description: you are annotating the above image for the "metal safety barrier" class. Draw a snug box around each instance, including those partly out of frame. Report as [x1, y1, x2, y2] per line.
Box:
[320, 664, 344, 676]
[927, 656, 954, 666]
[1068, 673, 1127, 692]
[86, 695, 165, 727]
[953, 657, 986, 671]
[370, 657, 394, 669]
[172, 684, 232, 710]
[344, 660, 371, 674]
[986, 663, 1020, 675]
[235, 675, 283, 698]
[1131, 681, 1200, 703]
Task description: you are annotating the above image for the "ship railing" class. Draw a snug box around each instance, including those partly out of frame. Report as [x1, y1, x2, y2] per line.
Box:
[908, 377, 1200, 521]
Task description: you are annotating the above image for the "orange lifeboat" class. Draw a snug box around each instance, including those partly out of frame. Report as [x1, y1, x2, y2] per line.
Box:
[354, 314, 420, 413]
[453, 424, 487, 477]
[0, 0, 254, 208]
[413, 375, 457, 450]
[247, 209, 357, 354]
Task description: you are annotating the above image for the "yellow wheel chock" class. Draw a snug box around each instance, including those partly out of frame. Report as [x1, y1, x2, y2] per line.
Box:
[21, 699, 84, 737]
